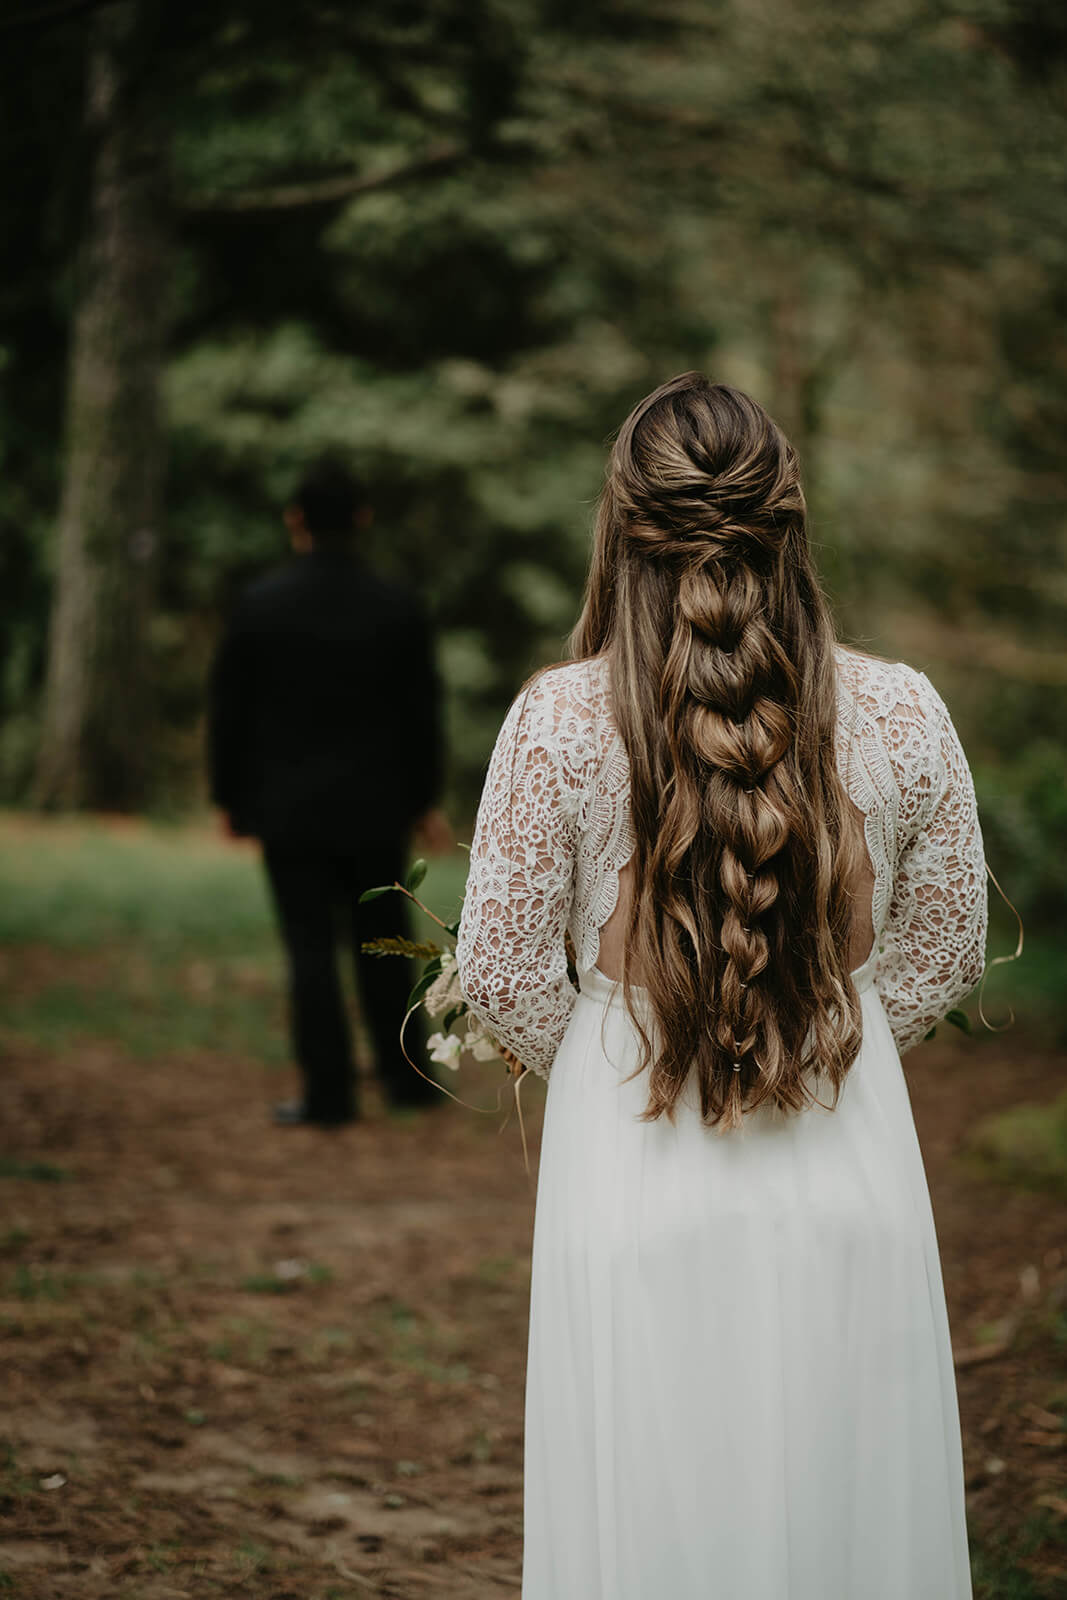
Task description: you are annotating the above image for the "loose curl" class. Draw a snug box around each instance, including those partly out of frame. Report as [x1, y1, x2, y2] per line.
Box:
[571, 374, 865, 1129]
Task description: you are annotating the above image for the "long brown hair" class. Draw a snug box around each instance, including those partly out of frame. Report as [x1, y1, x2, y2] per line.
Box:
[571, 373, 864, 1129]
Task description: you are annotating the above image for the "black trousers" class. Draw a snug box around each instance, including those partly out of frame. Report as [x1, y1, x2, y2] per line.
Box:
[262, 841, 437, 1117]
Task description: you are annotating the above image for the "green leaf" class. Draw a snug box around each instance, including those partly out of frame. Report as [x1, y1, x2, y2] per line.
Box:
[924, 1027, 937, 1041]
[358, 885, 395, 904]
[442, 1004, 466, 1031]
[405, 956, 443, 1011]
[444, 918, 461, 938]
[945, 1009, 972, 1034]
[406, 858, 428, 891]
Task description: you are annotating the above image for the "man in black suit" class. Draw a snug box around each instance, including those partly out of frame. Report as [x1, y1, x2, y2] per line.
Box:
[208, 460, 450, 1126]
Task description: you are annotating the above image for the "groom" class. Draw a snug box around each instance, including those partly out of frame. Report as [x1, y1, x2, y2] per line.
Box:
[207, 458, 451, 1125]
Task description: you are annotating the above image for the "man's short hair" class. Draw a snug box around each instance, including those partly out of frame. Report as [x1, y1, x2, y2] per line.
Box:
[293, 459, 365, 543]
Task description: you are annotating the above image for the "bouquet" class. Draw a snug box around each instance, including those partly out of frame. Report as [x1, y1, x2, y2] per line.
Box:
[359, 858, 532, 1154]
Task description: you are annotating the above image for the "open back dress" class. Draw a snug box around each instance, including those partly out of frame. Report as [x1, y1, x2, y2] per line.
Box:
[457, 647, 988, 1600]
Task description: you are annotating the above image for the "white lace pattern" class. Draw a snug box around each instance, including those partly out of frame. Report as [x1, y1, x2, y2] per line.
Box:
[457, 650, 988, 1078]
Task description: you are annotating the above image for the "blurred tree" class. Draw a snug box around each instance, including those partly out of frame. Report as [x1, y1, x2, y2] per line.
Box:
[0, 0, 1064, 926]
[19, 0, 536, 808]
[33, 0, 167, 809]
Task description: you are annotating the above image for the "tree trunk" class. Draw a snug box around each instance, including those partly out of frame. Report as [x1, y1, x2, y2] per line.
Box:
[34, 0, 166, 811]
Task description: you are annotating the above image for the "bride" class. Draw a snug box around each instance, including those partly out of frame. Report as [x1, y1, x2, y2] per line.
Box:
[456, 373, 986, 1599]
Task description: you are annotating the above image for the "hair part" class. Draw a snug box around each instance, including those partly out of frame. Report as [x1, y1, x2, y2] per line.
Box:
[571, 373, 865, 1129]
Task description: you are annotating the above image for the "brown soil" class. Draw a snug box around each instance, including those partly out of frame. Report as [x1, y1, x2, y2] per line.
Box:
[0, 1022, 1064, 1597]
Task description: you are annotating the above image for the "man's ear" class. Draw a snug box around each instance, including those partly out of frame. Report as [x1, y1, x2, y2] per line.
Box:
[284, 504, 313, 553]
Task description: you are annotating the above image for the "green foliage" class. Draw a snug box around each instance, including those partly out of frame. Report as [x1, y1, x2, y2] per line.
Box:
[971, 1547, 1045, 1600]
[965, 1091, 1067, 1197]
[405, 858, 428, 892]
[358, 885, 396, 905]
[0, 0, 1065, 928]
[11, 1264, 79, 1301]
[971, 1507, 1067, 1599]
[0, 1157, 69, 1183]
[976, 742, 1067, 930]
[406, 956, 444, 1012]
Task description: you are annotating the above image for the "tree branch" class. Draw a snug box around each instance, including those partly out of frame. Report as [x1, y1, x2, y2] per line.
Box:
[180, 142, 468, 218]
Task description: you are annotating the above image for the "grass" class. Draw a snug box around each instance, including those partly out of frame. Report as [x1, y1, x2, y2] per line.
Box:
[1, 956, 290, 1063]
[372, 1296, 472, 1386]
[0, 1157, 69, 1182]
[10, 1264, 84, 1301]
[972, 1551, 1045, 1600]
[232, 1537, 273, 1576]
[965, 1091, 1067, 1197]
[971, 1509, 1067, 1599]
[0, 814, 276, 955]
[206, 1318, 279, 1368]
[0, 810, 468, 953]
[0, 811, 469, 1065]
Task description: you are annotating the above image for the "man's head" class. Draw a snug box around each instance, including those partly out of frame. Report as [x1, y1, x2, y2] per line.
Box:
[286, 459, 367, 551]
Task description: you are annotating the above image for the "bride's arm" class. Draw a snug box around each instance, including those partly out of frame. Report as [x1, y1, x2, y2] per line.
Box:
[875, 673, 988, 1053]
[456, 674, 580, 1079]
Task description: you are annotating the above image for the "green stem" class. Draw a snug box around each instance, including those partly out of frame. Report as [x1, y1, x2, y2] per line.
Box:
[391, 881, 454, 935]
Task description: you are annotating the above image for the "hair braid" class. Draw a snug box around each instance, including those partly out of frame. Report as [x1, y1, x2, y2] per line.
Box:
[572, 374, 865, 1129]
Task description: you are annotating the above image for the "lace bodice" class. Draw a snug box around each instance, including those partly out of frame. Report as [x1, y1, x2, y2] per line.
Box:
[456, 649, 988, 1079]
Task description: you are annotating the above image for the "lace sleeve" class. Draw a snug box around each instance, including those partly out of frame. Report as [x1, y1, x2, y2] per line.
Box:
[456, 674, 580, 1079]
[875, 672, 988, 1052]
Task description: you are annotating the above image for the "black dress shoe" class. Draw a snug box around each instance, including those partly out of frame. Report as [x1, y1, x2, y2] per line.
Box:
[272, 1099, 357, 1128]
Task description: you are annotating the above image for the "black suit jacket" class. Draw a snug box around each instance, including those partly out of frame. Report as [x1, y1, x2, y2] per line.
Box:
[208, 550, 443, 848]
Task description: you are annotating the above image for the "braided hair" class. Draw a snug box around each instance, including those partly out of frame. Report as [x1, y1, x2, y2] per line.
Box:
[572, 374, 864, 1128]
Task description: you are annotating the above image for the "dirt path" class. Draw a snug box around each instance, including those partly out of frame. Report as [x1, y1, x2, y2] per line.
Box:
[1, 1027, 1064, 1597]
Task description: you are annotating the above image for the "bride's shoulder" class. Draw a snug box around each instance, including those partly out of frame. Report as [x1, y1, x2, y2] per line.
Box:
[511, 656, 610, 722]
[501, 657, 613, 771]
[833, 643, 941, 723]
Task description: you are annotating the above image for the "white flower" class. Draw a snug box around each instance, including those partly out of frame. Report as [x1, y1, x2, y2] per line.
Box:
[426, 1031, 462, 1070]
[423, 956, 463, 1019]
[465, 1014, 503, 1063]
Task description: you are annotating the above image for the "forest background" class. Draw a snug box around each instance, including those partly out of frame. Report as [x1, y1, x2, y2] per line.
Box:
[0, 0, 1064, 932]
[1, 4, 1066, 1597]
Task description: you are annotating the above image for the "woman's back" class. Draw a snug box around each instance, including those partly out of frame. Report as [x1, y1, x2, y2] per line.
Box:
[458, 644, 986, 1600]
[459, 644, 986, 1079]
[455, 373, 987, 1598]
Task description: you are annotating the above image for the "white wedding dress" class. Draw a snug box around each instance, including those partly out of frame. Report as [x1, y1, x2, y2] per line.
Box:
[457, 647, 987, 1600]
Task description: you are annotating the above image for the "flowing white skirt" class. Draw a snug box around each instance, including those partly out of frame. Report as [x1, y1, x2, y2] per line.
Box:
[523, 962, 972, 1599]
